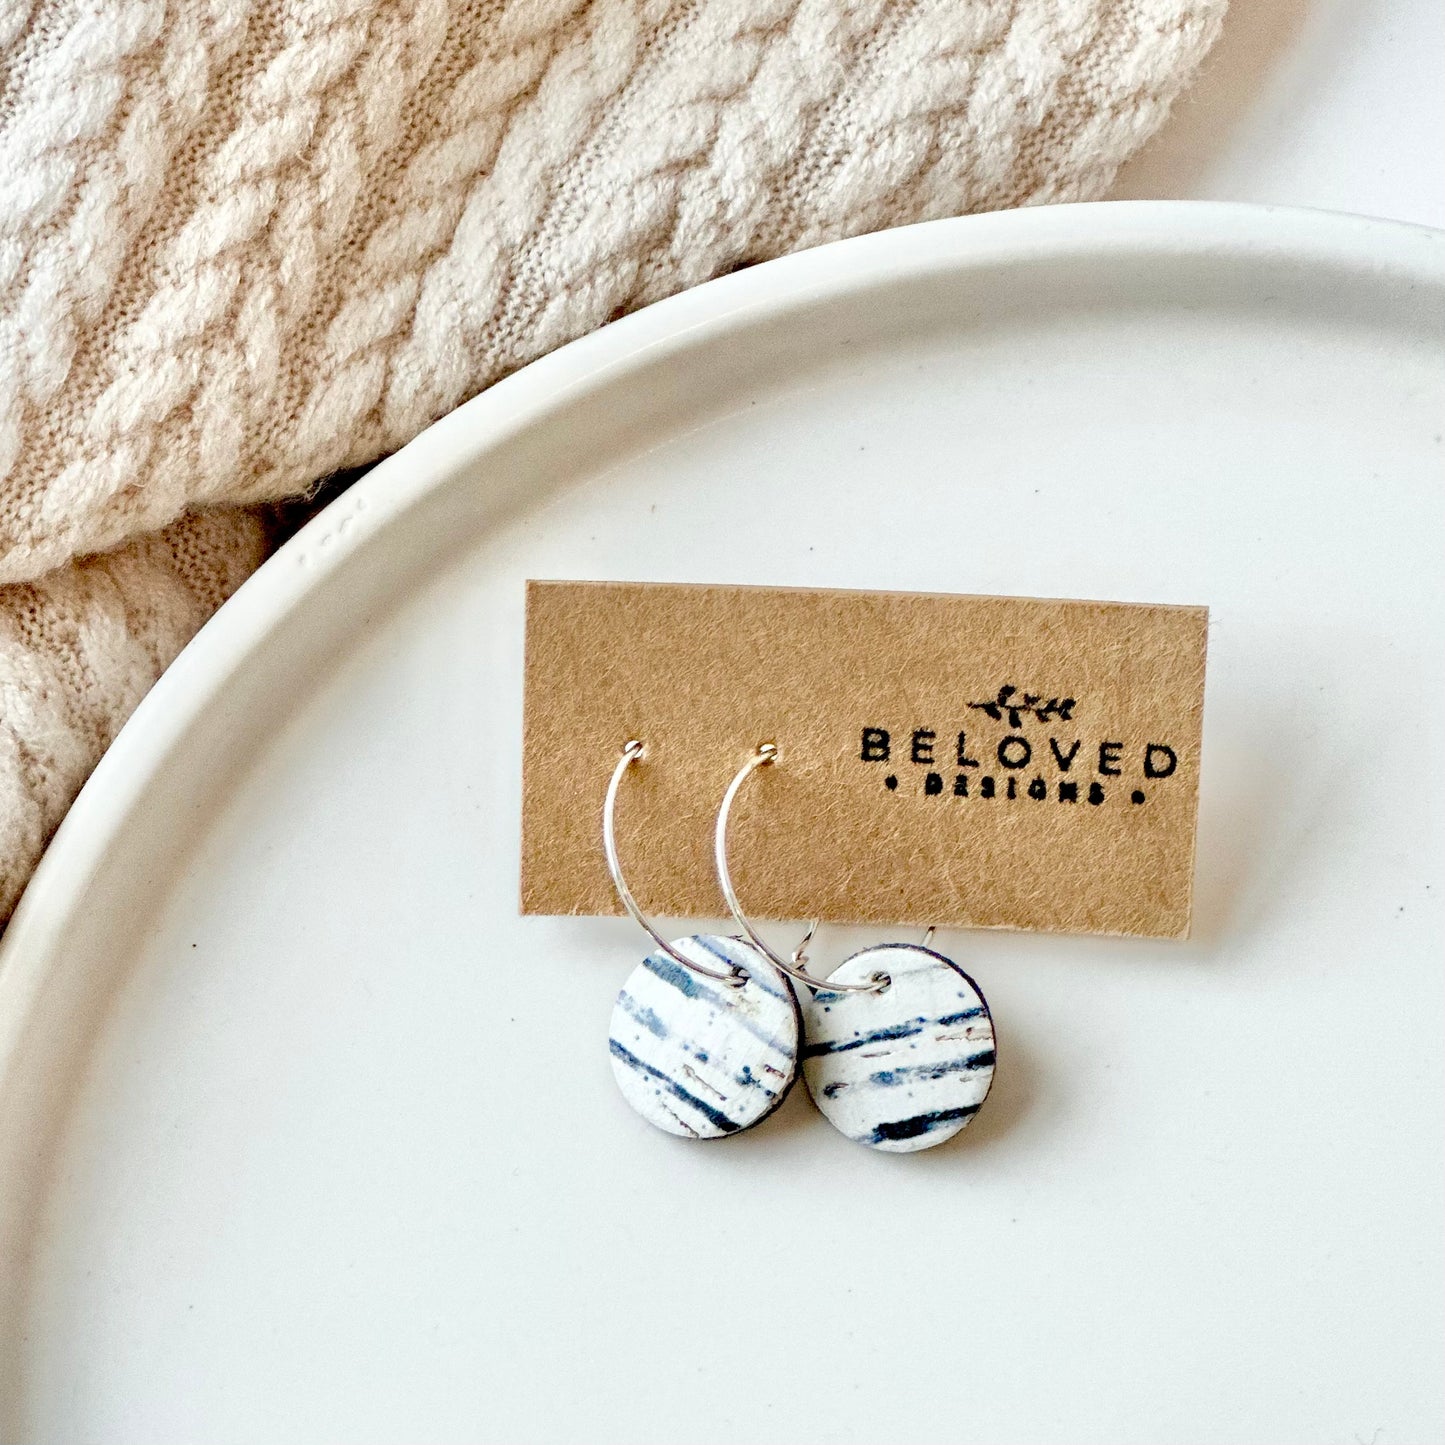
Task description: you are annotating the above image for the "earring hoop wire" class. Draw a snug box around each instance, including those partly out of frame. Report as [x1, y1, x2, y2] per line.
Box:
[714, 745, 889, 995]
[603, 741, 747, 986]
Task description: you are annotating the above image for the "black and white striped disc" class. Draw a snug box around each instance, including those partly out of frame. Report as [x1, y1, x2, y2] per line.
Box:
[802, 943, 995, 1153]
[608, 935, 801, 1139]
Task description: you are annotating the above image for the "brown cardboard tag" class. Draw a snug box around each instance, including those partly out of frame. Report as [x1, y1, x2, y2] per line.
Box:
[521, 580, 1207, 938]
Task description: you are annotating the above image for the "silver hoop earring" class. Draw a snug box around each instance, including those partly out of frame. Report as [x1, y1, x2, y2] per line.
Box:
[716, 744, 997, 1154]
[602, 741, 802, 1140]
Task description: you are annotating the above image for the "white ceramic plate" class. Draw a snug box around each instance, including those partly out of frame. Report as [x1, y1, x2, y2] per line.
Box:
[1, 203, 1442, 1445]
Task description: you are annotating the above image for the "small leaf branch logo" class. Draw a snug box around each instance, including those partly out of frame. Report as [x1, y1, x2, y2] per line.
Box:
[859, 684, 1179, 809]
[966, 684, 1075, 728]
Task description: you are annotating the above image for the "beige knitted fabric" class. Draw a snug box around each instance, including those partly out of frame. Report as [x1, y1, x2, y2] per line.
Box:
[0, 0, 1226, 922]
[0, 509, 268, 917]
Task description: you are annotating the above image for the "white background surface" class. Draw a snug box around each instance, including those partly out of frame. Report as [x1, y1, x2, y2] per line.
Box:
[0, 209, 1440, 1444]
[1, 2, 1443, 1439]
[1115, 0, 1444, 227]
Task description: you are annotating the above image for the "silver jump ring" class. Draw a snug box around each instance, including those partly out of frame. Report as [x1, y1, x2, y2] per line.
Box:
[603, 741, 747, 987]
[714, 745, 889, 995]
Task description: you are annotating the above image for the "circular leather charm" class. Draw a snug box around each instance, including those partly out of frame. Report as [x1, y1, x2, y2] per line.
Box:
[608, 934, 800, 1139]
[802, 943, 995, 1153]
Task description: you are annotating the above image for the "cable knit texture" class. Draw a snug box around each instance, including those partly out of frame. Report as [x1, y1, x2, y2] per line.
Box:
[0, 0, 1226, 921]
[0, 508, 268, 918]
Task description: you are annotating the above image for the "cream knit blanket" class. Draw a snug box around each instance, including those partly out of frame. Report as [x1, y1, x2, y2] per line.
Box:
[0, 0, 1225, 922]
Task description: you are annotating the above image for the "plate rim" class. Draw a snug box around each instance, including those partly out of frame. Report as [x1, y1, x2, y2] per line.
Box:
[2, 198, 1442, 1053]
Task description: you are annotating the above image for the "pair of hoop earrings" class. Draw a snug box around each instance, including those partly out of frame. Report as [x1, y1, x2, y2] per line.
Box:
[603, 741, 996, 1153]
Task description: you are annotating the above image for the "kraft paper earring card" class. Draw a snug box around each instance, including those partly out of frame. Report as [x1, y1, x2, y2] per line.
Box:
[521, 580, 1208, 939]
